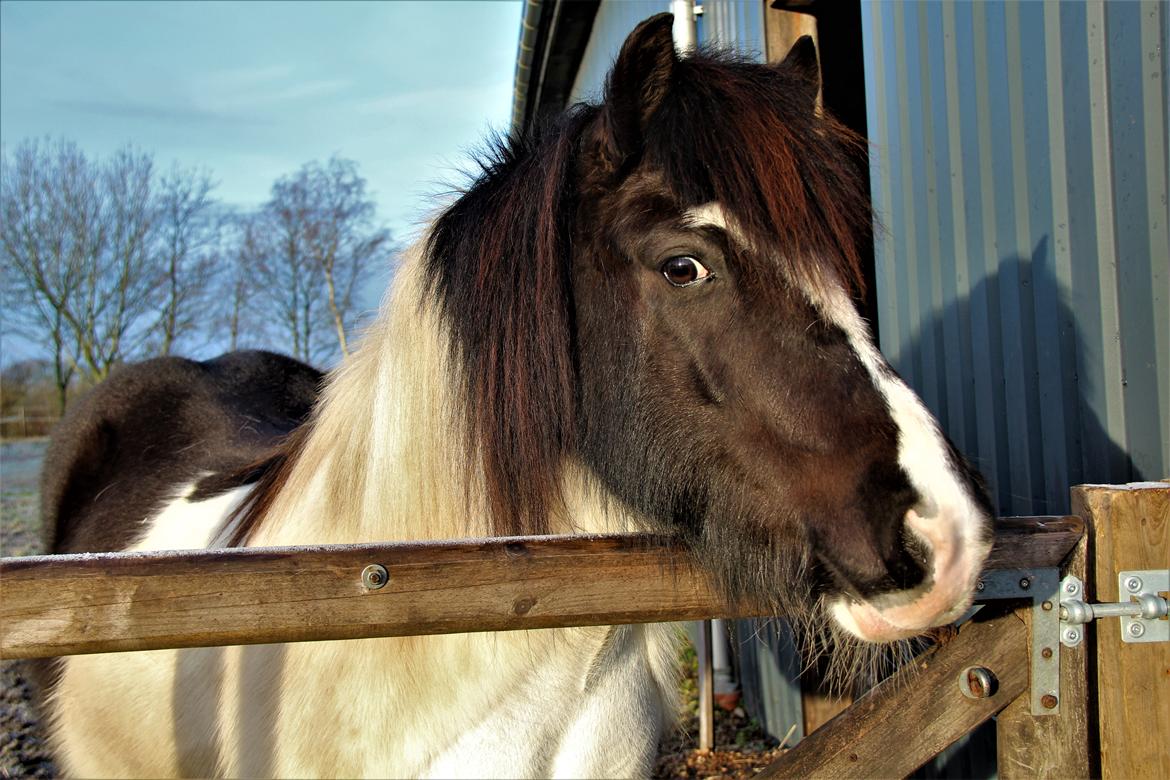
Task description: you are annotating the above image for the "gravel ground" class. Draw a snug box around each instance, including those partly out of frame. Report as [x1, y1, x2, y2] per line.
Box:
[1, 439, 57, 780]
[0, 438, 780, 779]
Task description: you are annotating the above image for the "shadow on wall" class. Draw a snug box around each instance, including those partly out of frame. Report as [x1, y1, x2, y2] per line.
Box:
[894, 241, 1145, 518]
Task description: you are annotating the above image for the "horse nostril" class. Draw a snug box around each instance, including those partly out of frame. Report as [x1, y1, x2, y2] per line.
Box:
[887, 524, 931, 591]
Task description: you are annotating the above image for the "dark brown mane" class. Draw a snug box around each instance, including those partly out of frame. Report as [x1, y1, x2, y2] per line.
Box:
[648, 49, 871, 298]
[423, 108, 598, 537]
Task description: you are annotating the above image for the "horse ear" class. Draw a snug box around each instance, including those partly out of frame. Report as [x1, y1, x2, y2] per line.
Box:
[778, 35, 820, 107]
[600, 13, 678, 164]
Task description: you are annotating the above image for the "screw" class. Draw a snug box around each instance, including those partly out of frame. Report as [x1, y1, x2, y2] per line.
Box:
[361, 564, 389, 590]
[1124, 576, 1143, 594]
[1127, 622, 1145, 639]
[1064, 581, 1078, 594]
[1041, 694, 1058, 710]
[1041, 647, 1053, 659]
[976, 579, 985, 592]
[1019, 577, 1031, 590]
[1042, 600, 1053, 611]
[1063, 627, 1081, 643]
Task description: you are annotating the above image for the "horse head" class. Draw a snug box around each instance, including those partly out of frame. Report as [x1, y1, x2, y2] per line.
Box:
[426, 13, 994, 651]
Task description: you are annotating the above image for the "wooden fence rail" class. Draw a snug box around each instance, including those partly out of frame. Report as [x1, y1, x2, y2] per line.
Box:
[1, 516, 1082, 660]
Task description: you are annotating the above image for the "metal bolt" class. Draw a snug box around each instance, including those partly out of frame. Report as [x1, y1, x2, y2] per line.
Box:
[958, 666, 997, 699]
[1124, 576, 1143, 594]
[1041, 647, 1053, 659]
[1127, 621, 1145, 639]
[1064, 580, 1078, 594]
[361, 564, 389, 590]
[1041, 694, 1058, 710]
[976, 579, 985, 592]
[1041, 600, 1053, 611]
[1019, 577, 1031, 590]
[1063, 627, 1081, 643]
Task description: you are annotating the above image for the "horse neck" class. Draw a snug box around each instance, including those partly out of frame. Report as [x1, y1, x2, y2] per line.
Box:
[248, 244, 634, 548]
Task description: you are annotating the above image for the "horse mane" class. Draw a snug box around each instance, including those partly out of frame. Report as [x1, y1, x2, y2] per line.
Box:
[422, 107, 599, 537]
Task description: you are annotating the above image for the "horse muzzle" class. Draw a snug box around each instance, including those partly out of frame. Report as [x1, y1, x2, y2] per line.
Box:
[830, 507, 992, 642]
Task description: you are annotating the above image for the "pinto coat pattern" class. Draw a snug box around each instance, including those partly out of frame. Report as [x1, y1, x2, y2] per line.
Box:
[40, 15, 993, 778]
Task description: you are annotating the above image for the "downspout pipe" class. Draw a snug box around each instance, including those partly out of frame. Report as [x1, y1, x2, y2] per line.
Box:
[511, 0, 544, 137]
[671, 0, 698, 53]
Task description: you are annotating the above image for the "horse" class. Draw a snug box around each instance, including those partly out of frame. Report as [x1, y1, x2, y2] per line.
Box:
[38, 14, 994, 778]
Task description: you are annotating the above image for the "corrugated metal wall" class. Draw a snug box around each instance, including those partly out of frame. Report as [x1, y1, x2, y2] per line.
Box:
[863, 0, 1169, 516]
[569, 0, 667, 103]
[697, 0, 766, 59]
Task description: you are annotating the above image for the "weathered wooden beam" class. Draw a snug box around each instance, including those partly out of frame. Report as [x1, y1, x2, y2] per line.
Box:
[0, 516, 1082, 660]
[757, 609, 1029, 779]
[1075, 483, 1168, 780]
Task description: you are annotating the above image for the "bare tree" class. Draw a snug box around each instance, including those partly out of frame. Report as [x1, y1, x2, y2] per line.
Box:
[0, 139, 100, 410]
[299, 158, 391, 356]
[213, 210, 273, 352]
[154, 165, 218, 355]
[254, 157, 392, 362]
[1, 140, 220, 401]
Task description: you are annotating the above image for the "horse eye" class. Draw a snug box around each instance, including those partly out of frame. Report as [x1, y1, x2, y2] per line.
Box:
[660, 256, 710, 287]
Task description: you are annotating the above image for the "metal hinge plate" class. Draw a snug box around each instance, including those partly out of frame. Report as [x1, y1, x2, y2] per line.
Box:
[1118, 569, 1169, 644]
[975, 567, 1060, 716]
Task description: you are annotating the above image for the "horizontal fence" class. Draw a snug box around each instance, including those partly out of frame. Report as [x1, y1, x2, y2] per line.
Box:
[0, 411, 58, 438]
[0, 516, 1082, 659]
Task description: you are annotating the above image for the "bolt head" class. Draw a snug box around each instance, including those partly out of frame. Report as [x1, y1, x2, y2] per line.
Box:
[1041, 647, 1053, 659]
[1041, 694, 1058, 710]
[1064, 628, 1081, 642]
[1019, 577, 1031, 590]
[976, 580, 985, 592]
[1127, 621, 1145, 638]
[1124, 576, 1143, 594]
[1042, 600, 1053, 611]
[959, 666, 997, 698]
[1064, 581, 1078, 594]
[361, 564, 389, 590]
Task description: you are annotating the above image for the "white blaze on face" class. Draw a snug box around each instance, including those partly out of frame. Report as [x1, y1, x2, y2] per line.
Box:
[684, 203, 993, 642]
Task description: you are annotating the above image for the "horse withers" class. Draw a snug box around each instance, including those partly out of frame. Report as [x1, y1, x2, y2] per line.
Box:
[40, 14, 994, 778]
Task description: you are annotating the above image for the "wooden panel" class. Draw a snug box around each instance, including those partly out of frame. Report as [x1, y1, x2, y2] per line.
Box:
[758, 610, 1028, 779]
[764, 5, 818, 64]
[0, 518, 1083, 659]
[1074, 483, 1169, 780]
[997, 498, 1098, 779]
[985, 515, 1083, 570]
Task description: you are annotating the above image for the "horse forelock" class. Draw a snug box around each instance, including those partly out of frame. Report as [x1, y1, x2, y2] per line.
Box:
[646, 50, 872, 300]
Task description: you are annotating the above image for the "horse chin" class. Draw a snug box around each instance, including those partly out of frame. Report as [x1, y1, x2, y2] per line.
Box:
[829, 597, 966, 643]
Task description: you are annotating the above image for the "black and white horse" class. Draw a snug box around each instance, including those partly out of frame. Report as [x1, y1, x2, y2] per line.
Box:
[40, 15, 993, 778]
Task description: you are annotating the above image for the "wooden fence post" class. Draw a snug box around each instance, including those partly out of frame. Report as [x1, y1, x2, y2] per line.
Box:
[996, 505, 1097, 779]
[1072, 483, 1168, 780]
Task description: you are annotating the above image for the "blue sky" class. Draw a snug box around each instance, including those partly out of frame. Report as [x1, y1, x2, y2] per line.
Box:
[0, 0, 523, 242]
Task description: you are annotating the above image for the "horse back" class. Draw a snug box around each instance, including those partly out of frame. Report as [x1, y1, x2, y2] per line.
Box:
[41, 350, 322, 555]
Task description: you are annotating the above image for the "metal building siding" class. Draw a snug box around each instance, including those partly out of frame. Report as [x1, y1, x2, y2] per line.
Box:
[862, 0, 1169, 516]
[567, 0, 767, 103]
[568, 0, 668, 103]
[698, 0, 766, 60]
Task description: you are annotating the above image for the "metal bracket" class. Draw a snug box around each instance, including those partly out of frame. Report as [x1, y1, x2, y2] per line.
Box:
[975, 567, 1061, 716]
[1060, 569, 1169, 645]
